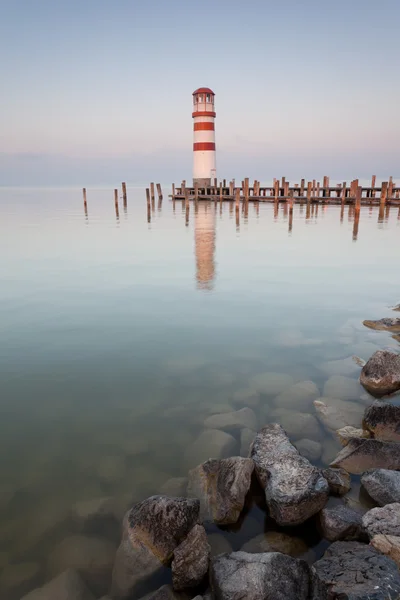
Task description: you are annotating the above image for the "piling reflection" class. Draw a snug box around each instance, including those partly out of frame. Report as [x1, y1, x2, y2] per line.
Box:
[194, 203, 216, 290]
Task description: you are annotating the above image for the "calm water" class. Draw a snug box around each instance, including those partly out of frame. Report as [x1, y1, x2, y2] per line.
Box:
[0, 187, 399, 598]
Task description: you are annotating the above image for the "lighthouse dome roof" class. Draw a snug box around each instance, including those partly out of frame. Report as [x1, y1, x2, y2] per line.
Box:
[193, 87, 215, 95]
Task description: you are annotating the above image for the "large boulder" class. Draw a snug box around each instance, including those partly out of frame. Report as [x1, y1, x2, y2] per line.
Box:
[336, 426, 370, 446]
[360, 350, 400, 397]
[313, 397, 364, 433]
[203, 408, 257, 432]
[362, 503, 400, 538]
[111, 496, 200, 598]
[272, 381, 320, 411]
[361, 469, 400, 506]
[370, 534, 400, 568]
[187, 457, 254, 524]
[363, 400, 400, 441]
[185, 430, 237, 469]
[20, 569, 95, 600]
[330, 438, 400, 474]
[363, 318, 400, 332]
[241, 531, 309, 558]
[209, 551, 311, 600]
[171, 524, 210, 590]
[250, 424, 329, 526]
[311, 540, 400, 599]
[322, 467, 351, 496]
[318, 505, 366, 542]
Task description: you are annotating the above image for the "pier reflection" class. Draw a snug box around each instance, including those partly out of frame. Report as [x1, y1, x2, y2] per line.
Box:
[194, 203, 216, 291]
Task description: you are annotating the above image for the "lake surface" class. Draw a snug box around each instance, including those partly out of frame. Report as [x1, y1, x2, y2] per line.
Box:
[0, 186, 399, 598]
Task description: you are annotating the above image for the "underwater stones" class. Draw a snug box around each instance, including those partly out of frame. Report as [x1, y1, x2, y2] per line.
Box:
[363, 400, 400, 441]
[139, 584, 191, 599]
[160, 477, 188, 498]
[96, 455, 126, 484]
[249, 372, 294, 396]
[276, 410, 323, 441]
[360, 350, 400, 397]
[188, 457, 254, 524]
[231, 388, 260, 409]
[0, 561, 41, 600]
[336, 426, 370, 446]
[362, 503, 400, 538]
[323, 375, 362, 400]
[171, 524, 210, 590]
[185, 429, 237, 469]
[322, 467, 351, 496]
[318, 505, 366, 542]
[210, 551, 311, 600]
[250, 424, 328, 526]
[319, 356, 361, 377]
[363, 318, 400, 333]
[321, 437, 342, 465]
[207, 534, 233, 557]
[311, 540, 400, 600]
[71, 495, 132, 532]
[294, 439, 322, 462]
[361, 469, 400, 506]
[370, 534, 400, 568]
[313, 397, 364, 433]
[240, 428, 256, 457]
[272, 381, 320, 411]
[20, 569, 95, 600]
[241, 531, 309, 558]
[111, 537, 162, 599]
[203, 408, 257, 433]
[330, 438, 400, 474]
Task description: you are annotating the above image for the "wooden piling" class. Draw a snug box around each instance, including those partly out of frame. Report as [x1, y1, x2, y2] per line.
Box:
[156, 183, 163, 201]
[306, 181, 312, 202]
[114, 189, 119, 205]
[235, 187, 240, 208]
[323, 176, 329, 198]
[83, 187, 87, 205]
[182, 180, 186, 195]
[388, 176, 394, 200]
[380, 181, 388, 208]
[146, 188, 151, 206]
[316, 182, 320, 198]
[244, 178, 249, 202]
[341, 182, 347, 206]
[150, 182, 155, 201]
[274, 180, 279, 203]
[219, 182, 223, 203]
[355, 186, 362, 213]
[371, 175, 376, 198]
[194, 181, 199, 202]
[284, 181, 289, 198]
[300, 179, 305, 197]
[229, 181, 234, 197]
[312, 179, 316, 199]
[122, 182, 127, 203]
[281, 177, 286, 197]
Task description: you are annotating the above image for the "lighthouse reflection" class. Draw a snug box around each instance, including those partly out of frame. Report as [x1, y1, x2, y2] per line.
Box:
[194, 203, 216, 291]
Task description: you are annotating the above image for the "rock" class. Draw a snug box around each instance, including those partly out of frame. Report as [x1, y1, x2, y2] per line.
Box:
[159, 478, 188, 498]
[240, 428, 256, 457]
[330, 438, 400, 474]
[231, 388, 260, 408]
[363, 318, 400, 332]
[210, 551, 310, 599]
[276, 409, 323, 441]
[352, 355, 366, 367]
[336, 426, 370, 446]
[313, 397, 364, 433]
[139, 585, 191, 599]
[393, 305, 400, 312]
[361, 469, 400, 506]
[46, 535, 116, 596]
[207, 534, 233, 557]
[272, 381, 320, 411]
[20, 569, 95, 600]
[362, 503, 400, 538]
[370, 534, 400, 568]
[360, 350, 400, 397]
[111, 497, 200, 598]
[321, 437, 342, 465]
[241, 531, 309, 557]
[294, 439, 322, 462]
[204, 408, 257, 433]
[171, 524, 210, 590]
[319, 356, 361, 377]
[311, 540, 400, 599]
[0, 562, 41, 599]
[250, 424, 328, 526]
[185, 430, 237, 469]
[323, 375, 362, 400]
[318, 505, 366, 542]
[187, 457, 254, 524]
[249, 372, 294, 396]
[71, 496, 132, 532]
[363, 400, 400, 441]
[322, 468, 351, 496]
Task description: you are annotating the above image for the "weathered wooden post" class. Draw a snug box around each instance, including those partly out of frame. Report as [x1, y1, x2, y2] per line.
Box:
[219, 181, 223, 203]
[371, 175, 376, 198]
[312, 179, 316, 199]
[172, 183, 175, 198]
[150, 182, 155, 201]
[244, 177, 249, 202]
[156, 183, 163, 201]
[341, 182, 347, 207]
[388, 176, 394, 200]
[288, 192, 293, 233]
[83, 187, 87, 205]
[229, 181, 234, 197]
[316, 182, 320, 200]
[380, 181, 388, 209]
[323, 176, 329, 199]
[194, 181, 199, 202]
[284, 181, 289, 197]
[355, 185, 362, 213]
[182, 180, 186, 196]
[223, 179, 226, 187]
[114, 188, 119, 205]
[235, 187, 240, 209]
[306, 181, 312, 203]
[274, 179, 279, 203]
[122, 182, 127, 204]
[281, 177, 286, 197]
[300, 179, 305, 197]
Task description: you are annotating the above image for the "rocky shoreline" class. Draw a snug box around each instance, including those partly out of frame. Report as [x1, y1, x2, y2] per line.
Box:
[15, 313, 400, 599]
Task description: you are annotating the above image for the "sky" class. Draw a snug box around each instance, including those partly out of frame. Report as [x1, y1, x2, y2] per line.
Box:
[0, 0, 399, 185]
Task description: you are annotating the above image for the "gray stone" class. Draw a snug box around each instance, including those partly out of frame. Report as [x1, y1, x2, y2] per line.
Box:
[294, 439, 322, 462]
[330, 438, 400, 474]
[250, 424, 328, 526]
[321, 437, 342, 466]
[274, 409, 323, 441]
[241, 531, 308, 557]
[231, 388, 260, 408]
[361, 469, 400, 506]
[207, 534, 233, 557]
[319, 356, 361, 377]
[311, 540, 400, 600]
[172, 524, 210, 590]
[319, 505, 366, 542]
[313, 397, 364, 433]
[111, 537, 161, 599]
[210, 551, 310, 600]
[363, 400, 400, 441]
[370, 534, 400, 568]
[249, 372, 294, 396]
[185, 429, 237, 469]
[360, 350, 400, 397]
[363, 318, 400, 332]
[20, 569, 95, 600]
[272, 381, 320, 411]
[362, 503, 400, 538]
[159, 478, 188, 498]
[322, 468, 351, 496]
[0, 562, 41, 600]
[70, 495, 132, 531]
[188, 457, 254, 524]
[323, 375, 362, 400]
[139, 585, 191, 599]
[240, 428, 256, 457]
[204, 408, 257, 433]
[336, 426, 370, 446]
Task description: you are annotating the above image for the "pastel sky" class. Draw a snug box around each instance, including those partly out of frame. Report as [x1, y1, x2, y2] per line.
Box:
[1, 0, 399, 185]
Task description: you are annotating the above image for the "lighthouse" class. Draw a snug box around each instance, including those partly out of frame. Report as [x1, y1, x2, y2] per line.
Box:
[192, 87, 216, 186]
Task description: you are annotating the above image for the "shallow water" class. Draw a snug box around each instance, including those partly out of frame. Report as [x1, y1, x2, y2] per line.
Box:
[0, 187, 399, 598]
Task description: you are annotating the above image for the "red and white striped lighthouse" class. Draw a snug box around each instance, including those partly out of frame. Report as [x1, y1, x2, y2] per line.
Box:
[192, 87, 216, 186]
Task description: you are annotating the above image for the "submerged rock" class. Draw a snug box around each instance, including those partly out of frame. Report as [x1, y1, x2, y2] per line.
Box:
[187, 457, 254, 524]
[330, 438, 400, 474]
[249, 372, 294, 396]
[362, 503, 400, 538]
[323, 375, 362, 400]
[210, 551, 311, 600]
[241, 531, 309, 558]
[361, 469, 400, 506]
[322, 467, 351, 496]
[360, 350, 400, 397]
[240, 428, 256, 457]
[171, 524, 210, 590]
[275, 410, 323, 441]
[0, 561, 41, 600]
[313, 397, 364, 433]
[311, 540, 400, 600]
[160, 478, 188, 498]
[336, 425, 370, 446]
[319, 356, 361, 377]
[363, 318, 400, 332]
[370, 534, 400, 568]
[231, 388, 260, 408]
[185, 429, 237, 469]
[318, 505, 366, 542]
[272, 381, 320, 411]
[363, 400, 400, 441]
[70, 495, 132, 532]
[139, 585, 191, 600]
[294, 439, 322, 462]
[203, 408, 257, 433]
[250, 424, 328, 526]
[20, 569, 95, 600]
[207, 533, 233, 557]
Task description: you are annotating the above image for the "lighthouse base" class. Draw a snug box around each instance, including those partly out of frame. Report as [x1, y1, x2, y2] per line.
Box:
[193, 177, 212, 187]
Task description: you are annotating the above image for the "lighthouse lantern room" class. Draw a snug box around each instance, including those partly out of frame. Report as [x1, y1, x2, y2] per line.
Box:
[192, 87, 216, 186]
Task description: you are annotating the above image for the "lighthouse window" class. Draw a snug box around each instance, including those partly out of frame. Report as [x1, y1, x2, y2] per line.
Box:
[198, 95, 203, 102]
[206, 94, 211, 102]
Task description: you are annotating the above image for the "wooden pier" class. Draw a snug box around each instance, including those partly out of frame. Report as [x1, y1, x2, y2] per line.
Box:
[169, 176, 400, 206]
